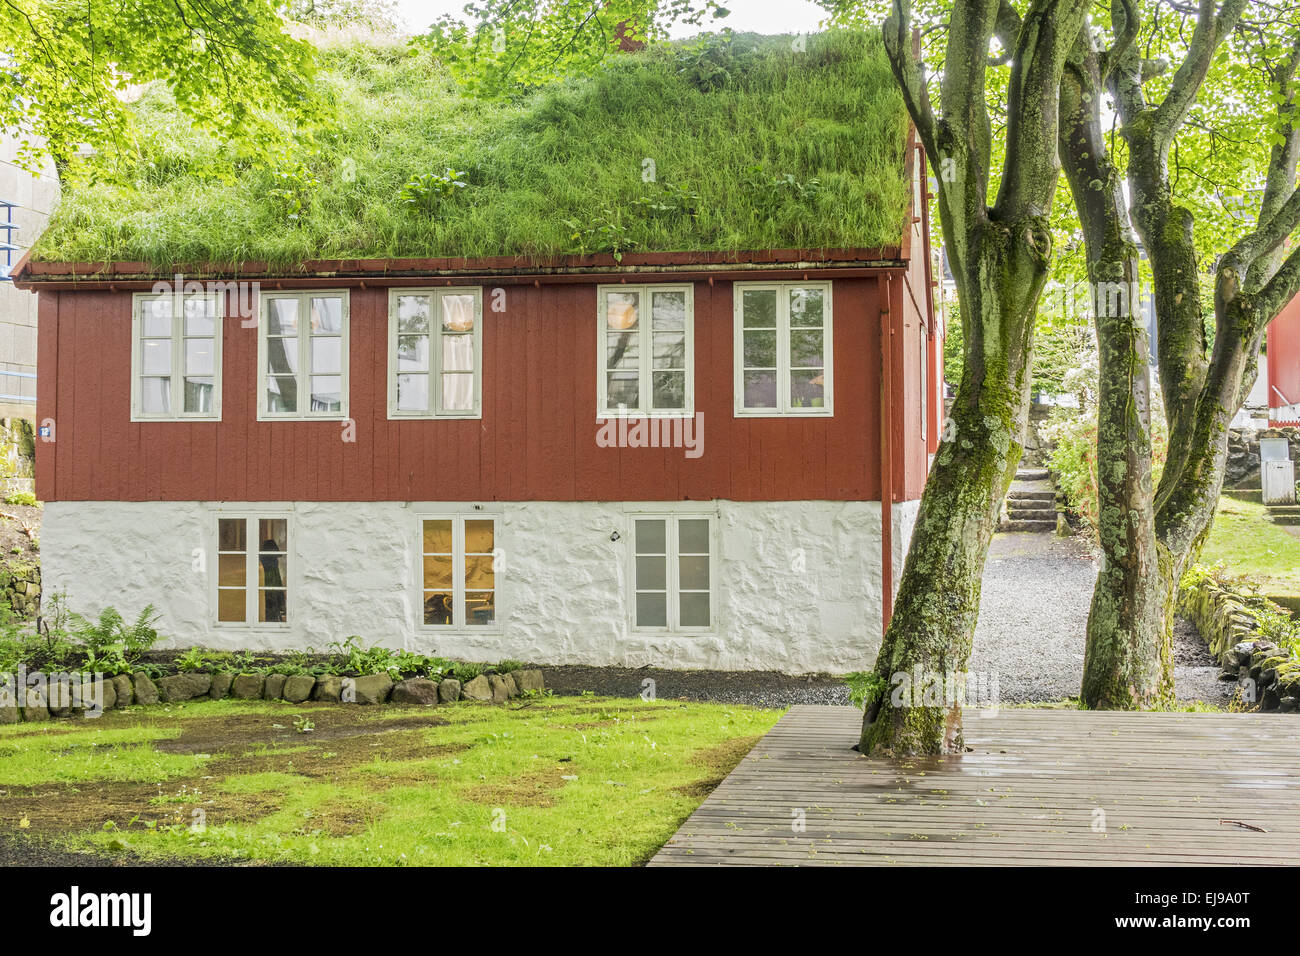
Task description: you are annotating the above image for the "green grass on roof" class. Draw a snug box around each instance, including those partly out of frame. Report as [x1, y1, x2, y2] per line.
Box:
[34, 31, 910, 269]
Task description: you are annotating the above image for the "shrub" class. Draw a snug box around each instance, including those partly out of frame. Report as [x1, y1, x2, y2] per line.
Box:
[843, 671, 888, 711]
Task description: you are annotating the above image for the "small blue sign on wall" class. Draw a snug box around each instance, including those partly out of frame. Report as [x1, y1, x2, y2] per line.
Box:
[38, 426, 50, 437]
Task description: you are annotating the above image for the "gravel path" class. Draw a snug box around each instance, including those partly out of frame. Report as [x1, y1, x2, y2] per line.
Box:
[548, 531, 1230, 708]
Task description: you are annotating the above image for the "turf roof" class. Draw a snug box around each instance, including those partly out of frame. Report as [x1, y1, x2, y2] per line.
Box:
[32, 30, 911, 269]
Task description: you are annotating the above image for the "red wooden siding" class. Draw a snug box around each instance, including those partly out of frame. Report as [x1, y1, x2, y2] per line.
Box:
[36, 275, 923, 503]
[1268, 293, 1300, 425]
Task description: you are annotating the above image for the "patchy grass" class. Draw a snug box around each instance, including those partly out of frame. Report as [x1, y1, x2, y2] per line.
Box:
[35, 31, 909, 268]
[1201, 492, 1300, 600]
[0, 696, 778, 866]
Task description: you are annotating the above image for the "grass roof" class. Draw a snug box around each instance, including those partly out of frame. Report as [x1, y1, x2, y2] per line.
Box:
[32, 30, 911, 269]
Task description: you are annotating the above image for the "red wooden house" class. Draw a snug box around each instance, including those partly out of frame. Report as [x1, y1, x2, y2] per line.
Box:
[13, 34, 942, 673]
[1269, 293, 1300, 426]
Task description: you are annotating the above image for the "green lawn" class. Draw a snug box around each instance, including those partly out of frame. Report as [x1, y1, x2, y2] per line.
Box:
[0, 696, 779, 866]
[1200, 492, 1300, 600]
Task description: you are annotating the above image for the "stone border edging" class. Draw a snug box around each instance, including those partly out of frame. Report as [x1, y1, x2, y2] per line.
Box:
[0, 667, 546, 722]
[1178, 579, 1299, 712]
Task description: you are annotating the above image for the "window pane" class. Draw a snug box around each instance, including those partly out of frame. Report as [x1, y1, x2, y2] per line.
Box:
[741, 289, 777, 328]
[743, 370, 777, 408]
[266, 336, 298, 375]
[259, 589, 287, 623]
[184, 378, 214, 414]
[397, 373, 429, 411]
[218, 518, 246, 552]
[652, 371, 685, 410]
[790, 368, 826, 408]
[311, 297, 342, 334]
[679, 592, 710, 627]
[397, 295, 430, 334]
[311, 336, 342, 375]
[442, 373, 473, 411]
[464, 519, 494, 552]
[218, 553, 246, 587]
[142, 297, 172, 337]
[142, 339, 171, 375]
[679, 555, 710, 590]
[636, 554, 666, 590]
[423, 519, 452, 553]
[267, 299, 298, 335]
[441, 294, 475, 332]
[267, 376, 298, 413]
[185, 338, 215, 375]
[397, 335, 429, 372]
[606, 372, 639, 409]
[651, 290, 686, 331]
[606, 291, 639, 331]
[465, 554, 494, 590]
[184, 297, 216, 335]
[743, 330, 776, 368]
[310, 376, 342, 412]
[652, 331, 685, 370]
[423, 555, 453, 589]
[466, 592, 494, 626]
[606, 331, 639, 370]
[679, 518, 710, 554]
[636, 591, 668, 628]
[424, 592, 453, 625]
[442, 333, 473, 372]
[218, 588, 246, 622]
[790, 286, 824, 328]
[258, 554, 287, 590]
[141, 377, 171, 414]
[635, 519, 666, 554]
[790, 328, 824, 368]
[259, 519, 287, 551]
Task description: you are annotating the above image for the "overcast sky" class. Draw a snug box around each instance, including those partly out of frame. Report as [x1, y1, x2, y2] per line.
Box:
[391, 0, 828, 36]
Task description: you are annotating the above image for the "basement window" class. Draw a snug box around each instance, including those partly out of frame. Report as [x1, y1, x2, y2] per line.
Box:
[258, 291, 349, 419]
[420, 516, 498, 628]
[733, 281, 833, 416]
[388, 288, 482, 418]
[215, 516, 289, 625]
[131, 291, 222, 421]
[597, 284, 694, 417]
[631, 513, 712, 631]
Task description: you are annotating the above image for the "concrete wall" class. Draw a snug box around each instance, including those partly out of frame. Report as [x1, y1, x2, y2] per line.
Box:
[42, 498, 921, 674]
[0, 133, 57, 419]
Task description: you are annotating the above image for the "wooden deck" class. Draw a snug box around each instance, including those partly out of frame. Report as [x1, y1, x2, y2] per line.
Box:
[651, 705, 1300, 866]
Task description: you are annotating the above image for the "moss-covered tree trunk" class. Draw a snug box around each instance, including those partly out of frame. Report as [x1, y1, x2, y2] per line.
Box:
[862, 0, 1088, 754]
[1059, 27, 1168, 709]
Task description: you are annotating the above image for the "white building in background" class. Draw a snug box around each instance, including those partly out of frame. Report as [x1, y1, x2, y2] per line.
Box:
[0, 135, 58, 420]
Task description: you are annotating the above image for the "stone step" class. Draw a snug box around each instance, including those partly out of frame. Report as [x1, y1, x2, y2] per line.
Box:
[1000, 518, 1056, 533]
[1015, 468, 1050, 481]
[1007, 490, 1055, 502]
[1271, 514, 1300, 526]
[1266, 503, 1300, 514]
[1008, 506, 1055, 520]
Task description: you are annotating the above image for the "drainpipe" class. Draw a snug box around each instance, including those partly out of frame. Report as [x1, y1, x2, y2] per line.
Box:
[879, 273, 895, 632]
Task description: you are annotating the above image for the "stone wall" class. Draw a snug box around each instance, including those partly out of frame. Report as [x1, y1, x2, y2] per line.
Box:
[0, 558, 38, 617]
[1177, 577, 1299, 711]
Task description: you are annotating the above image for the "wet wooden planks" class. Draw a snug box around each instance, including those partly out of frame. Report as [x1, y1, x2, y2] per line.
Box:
[650, 705, 1300, 866]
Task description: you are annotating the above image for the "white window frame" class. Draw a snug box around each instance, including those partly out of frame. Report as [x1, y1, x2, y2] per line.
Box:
[130, 290, 223, 422]
[596, 283, 695, 419]
[211, 513, 292, 629]
[257, 290, 350, 421]
[415, 512, 502, 632]
[387, 287, 483, 419]
[733, 280, 834, 417]
[626, 508, 715, 633]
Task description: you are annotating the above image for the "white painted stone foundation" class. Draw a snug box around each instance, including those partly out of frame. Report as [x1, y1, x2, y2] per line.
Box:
[41, 499, 919, 674]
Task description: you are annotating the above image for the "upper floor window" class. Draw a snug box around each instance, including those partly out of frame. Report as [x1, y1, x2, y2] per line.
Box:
[258, 291, 349, 419]
[734, 282, 833, 416]
[597, 284, 693, 417]
[215, 516, 289, 625]
[388, 288, 482, 418]
[131, 291, 221, 421]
